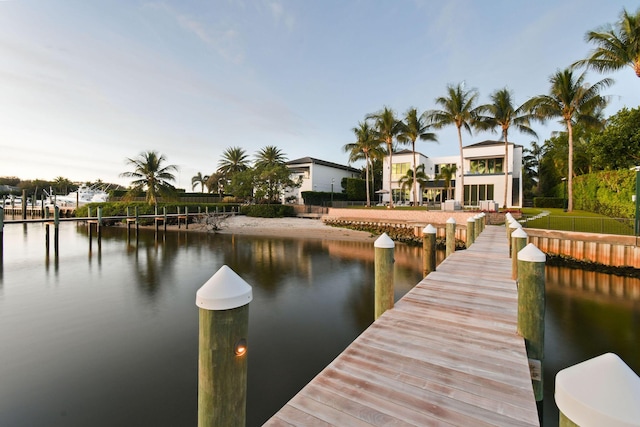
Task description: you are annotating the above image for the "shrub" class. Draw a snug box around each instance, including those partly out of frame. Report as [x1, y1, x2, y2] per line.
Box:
[533, 197, 565, 208]
[240, 204, 295, 217]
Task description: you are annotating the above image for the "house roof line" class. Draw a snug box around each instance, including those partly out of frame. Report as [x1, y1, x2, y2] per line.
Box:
[287, 157, 360, 174]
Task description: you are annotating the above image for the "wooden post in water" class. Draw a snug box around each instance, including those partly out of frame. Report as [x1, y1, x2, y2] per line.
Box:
[374, 233, 395, 320]
[508, 220, 522, 257]
[21, 189, 27, 220]
[517, 243, 546, 404]
[54, 206, 60, 255]
[511, 228, 528, 280]
[466, 217, 475, 249]
[196, 265, 252, 427]
[163, 206, 167, 232]
[185, 206, 189, 230]
[445, 217, 456, 258]
[97, 206, 103, 242]
[422, 224, 436, 275]
[0, 207, 4, 260]
[178, 206, 182, 229]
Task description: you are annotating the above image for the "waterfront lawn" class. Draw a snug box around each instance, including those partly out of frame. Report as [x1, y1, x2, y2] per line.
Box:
[520, 208, 635, 235]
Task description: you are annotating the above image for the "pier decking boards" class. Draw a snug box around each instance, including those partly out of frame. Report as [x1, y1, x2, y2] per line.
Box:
[265, 225, 539, 426]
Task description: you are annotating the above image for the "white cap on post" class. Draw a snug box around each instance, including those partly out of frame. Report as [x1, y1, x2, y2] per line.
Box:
[423, 224, 436, 234]
[446, 217, 456, 224]
[555, 353, 640, 427]
[196, 265, 253, 311]
[374, 232, 395, 248]
[517, 243, 546, 262]
[512, 228, 528, 239]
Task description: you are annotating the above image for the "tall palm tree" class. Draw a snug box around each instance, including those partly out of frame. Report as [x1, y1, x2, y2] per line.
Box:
[398, 164, 428, 202]
[120, 150, 178, 205]
[191, 172, 209, 193]
[428, 83, 481, 205]
[366, 107, 403, 208]
[524, 69, 612, 211]
[524, 141, 544, 195]
[397, 108, 438, 206]
[574, 8, 640, 78]
[254, 145, 287, 169]
[343, 121, 385, 207]
[217, 146, 249, 177]
[476, 88, 537, 208]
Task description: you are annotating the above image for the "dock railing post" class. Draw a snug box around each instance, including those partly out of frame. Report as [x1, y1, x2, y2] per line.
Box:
[517, 243, 546, 404]
[511, 228, 528, 280]
[508, 220, 522, 256]
[196, 265, 252, 427]
[555, 353, 640, 427]
[466, 217, 475, 248]
[422, 224, 436, 275]
[374, 233, 395, 320]
[445, 217, 456, 257]
[163, 206, 167, 232]
[186, 206, 189, 230]
[21, 189, 27, 220]
[97, 206, 103, 242]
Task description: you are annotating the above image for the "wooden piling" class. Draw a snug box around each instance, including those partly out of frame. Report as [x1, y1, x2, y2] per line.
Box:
[0, 207, 4, 260]
[53, 206, 60, 255]
[163, 207, 167, 232]
[422, 224, 436, 275]
[21, 189, 27, 220]
[445, 217, 456, 257]
[374, 233, 395, 320]
[517, 243, 546, 402]
[508, 220, 522, 256]
[97, 206, 103, 241]
[185, 206, 189, 230]
[511, 228, 528, 280]
[196, 265, 252, 427]
[466, 217, 475, 248]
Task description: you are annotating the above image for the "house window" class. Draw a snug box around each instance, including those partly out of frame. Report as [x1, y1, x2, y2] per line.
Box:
[469, 158, 503, 174]
[391, 163, 411, 180]
[464, 184, 494, 205]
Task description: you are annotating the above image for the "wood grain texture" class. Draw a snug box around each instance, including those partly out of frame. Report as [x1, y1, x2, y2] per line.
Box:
[264, 225, 539, 427]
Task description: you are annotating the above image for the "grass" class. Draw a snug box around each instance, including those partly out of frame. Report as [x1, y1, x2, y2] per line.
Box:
[520, 208, 635, 235]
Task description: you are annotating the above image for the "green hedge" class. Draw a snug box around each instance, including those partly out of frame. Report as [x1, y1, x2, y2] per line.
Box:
[573, 170, 635, 218]
[76, 202, 239, 220]
[239, 204, 295, 217]
[300, 191, 348, 205]
[533, 197, 565, 208]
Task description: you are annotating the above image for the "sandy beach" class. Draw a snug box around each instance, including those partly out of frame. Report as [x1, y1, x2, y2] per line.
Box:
[212, 215, 377, 242]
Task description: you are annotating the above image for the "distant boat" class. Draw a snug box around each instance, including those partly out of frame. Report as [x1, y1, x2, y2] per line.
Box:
[47, 185, 109, 207]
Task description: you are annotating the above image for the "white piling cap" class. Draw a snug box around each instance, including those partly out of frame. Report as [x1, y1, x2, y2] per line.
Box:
[467, 217, 475, 223]
[196, 265, 253, 310]
[555, 353, 640, 427]
[446, 217, 456, 224]
[517, 243, 546, 262]
[374, 232, 395, 248]
[511, 228, 528, 238]
[423, 224, 436, 234]
[509, 221, 522, 229]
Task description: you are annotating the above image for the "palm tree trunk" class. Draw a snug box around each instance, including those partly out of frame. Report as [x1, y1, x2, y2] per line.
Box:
[412, 141, 418, 206]
[567, 121, 574, 212]
[503, 129, 509, 208]
[365, 153, 371, 207]
[457, 126, 464, 205]
[387, 141, 394, 208]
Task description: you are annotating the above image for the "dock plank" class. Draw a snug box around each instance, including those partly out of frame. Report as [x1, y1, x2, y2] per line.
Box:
[264, 225, 539, 426]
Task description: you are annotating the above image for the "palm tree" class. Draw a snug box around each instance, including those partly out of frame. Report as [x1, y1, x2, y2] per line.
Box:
[435, 164, 457, 201]
[343, 121, 385, 207]
[524, 68, 612, 211]
[574, 8, 640, 78]
[398, 164, 428, 203]
[524, 141, 544, 195]
[191, 172, 209, 193]
[217, 146, 249, 177]
[397, 108, 438, 206]
[428, 83, 481, 205]
[366, 107, 403, 208]
[476, 88, 537, 208]
[120, 150, 178, 205]
[254, 145, 287, 169]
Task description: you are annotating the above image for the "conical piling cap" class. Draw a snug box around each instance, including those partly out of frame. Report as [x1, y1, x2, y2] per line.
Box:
[423, 224, 436, 234]
[196, 265, 253, 311]
[375, 232, 395, 248]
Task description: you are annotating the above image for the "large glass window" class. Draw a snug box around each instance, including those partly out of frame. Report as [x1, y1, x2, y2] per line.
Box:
[464, 184, 494, 205]
[391, 163, 411, 180]
[469, 158, 503, 174]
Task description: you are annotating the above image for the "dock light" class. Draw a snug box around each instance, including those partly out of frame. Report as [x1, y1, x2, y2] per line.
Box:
[234, 338, 247, 356]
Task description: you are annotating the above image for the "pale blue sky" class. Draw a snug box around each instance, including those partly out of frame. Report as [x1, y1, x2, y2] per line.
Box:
[1, 0, 639, 188]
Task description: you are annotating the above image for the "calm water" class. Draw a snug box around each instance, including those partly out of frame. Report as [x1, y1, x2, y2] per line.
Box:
[0, 222, 638, 426]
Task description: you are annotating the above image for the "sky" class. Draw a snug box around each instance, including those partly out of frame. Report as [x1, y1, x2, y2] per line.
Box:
[1, 0, 639, 189]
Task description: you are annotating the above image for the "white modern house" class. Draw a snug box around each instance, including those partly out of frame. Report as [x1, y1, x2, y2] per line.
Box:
[284, 157, 361, 204]
[381, 140, 524, 208]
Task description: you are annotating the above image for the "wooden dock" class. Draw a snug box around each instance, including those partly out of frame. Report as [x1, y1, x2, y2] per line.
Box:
[264, 225, 539, 426]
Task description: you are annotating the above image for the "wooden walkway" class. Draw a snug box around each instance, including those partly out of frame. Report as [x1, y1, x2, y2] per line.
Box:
[264, 225, 539, 426]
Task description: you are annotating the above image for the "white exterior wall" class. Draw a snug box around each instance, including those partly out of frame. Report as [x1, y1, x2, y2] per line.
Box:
[285, 161, 360, 204]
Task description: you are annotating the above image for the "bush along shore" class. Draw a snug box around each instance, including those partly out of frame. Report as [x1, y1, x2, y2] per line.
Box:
[322, 218, 466, 249]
